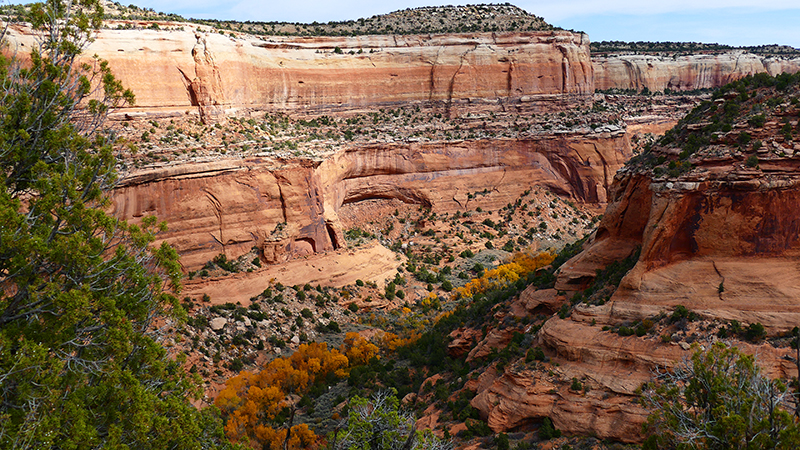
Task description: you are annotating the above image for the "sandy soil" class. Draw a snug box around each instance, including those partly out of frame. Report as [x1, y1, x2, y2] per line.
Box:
[182, 241, 404, 305]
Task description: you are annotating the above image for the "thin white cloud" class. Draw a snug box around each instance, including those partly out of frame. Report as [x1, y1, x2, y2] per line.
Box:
[520, 0, 799, 21]
[126, 0, 800, 46]
[144, 0, 800, 23]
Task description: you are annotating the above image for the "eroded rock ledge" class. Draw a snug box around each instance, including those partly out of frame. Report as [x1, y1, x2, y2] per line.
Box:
[112, 132, 631, 270]
[557, 158, 800, 331]
[594, 52, 800, 93]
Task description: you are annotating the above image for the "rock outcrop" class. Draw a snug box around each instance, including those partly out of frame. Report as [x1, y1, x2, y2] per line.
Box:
[469, 315, 796, 442]
[113, 131, 631, 270]
[558, 168, 800, 330]
[556, 123, 800, 331]
[466, 73, 800, 444]
[4, 24, 593, 118]
[594, 52, 800, 92]
[112, 159, 335, 270]
[558, 73, 800, 330]
[470, 365, 648, 442]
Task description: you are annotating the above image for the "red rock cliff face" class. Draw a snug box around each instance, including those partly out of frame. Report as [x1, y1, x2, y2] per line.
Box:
[523, 161, 800, 440]
[557, 166, 800, 330]
[557, 125, 800, 330]
[4, 24, 593, 117]
[111, 160, 336, 270]
[469, 157, 800, 443]
[112, 132, 630, 270]
[593, 52, 800, 92]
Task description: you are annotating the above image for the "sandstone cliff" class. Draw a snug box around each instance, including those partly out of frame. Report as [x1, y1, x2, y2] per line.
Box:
[113, 131, 631, 270]
[594, 52, 800, 92]
[8, 20, 800, 121]
[4, 23, 593, 119]
[461, 73, 800, 444]
[558, 72, 800, 329]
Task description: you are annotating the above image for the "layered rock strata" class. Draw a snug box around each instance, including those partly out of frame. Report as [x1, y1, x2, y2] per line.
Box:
[558, 166, 800, 330]
[558, 158, 800, 330]
[594, 52, 800, 92]
[112, 132, 631, 270]
[8, 22, 800, 120]
[4, 24, 594, 119]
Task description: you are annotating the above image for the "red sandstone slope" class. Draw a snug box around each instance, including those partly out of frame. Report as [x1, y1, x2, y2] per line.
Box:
[462, 74, 800, 444]
[558, 72, 800, 330]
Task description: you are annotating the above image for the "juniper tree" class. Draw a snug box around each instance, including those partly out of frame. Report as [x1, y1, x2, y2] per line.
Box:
[0, 1, 232, 448]
[329, 391, 452, 450]
[643, 343, 800, 449]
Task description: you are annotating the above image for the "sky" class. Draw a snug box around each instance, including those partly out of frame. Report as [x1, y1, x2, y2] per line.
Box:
[127, 1, 800, 48]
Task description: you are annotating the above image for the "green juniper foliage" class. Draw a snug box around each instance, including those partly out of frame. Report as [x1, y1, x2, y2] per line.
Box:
[643, 343, 800, 449]
[0, 1, 233, 448]
[330, 391, 451, 450]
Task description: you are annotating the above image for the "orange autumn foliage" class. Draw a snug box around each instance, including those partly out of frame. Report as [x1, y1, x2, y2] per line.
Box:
[454, 251, 555, 299]
[215, 342, 348, 448]
[380, 331, 421, 352]
[253, 424, 316, 450]
[340, 332, 379, 366]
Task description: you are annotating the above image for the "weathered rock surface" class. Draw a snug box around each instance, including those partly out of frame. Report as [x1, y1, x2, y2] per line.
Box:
[112, 159, 335, 269]
[447, 327, 482, 358]
[558, 77, 800, 330]
[470, 315, 796, 442]
[594, 52, 800, 92]
[511, 286, 566, 316]
[209, 317, 227, 331]
[556, 77, 800, 332]
[4, 24, 593, 118]
[113, 133, 631, 270]
[470, 366, 648, 442]
[558, 165, 800, 330]
[467, 328, 514, 362]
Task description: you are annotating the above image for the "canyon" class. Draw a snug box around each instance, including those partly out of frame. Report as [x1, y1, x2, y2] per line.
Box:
[111, 133, 631, 271]
[6, 7, 800, 448]
[88, 18, 800, 446]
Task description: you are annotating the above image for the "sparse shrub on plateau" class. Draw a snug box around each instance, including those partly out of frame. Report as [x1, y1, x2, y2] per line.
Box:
[0, 1, 232, 448]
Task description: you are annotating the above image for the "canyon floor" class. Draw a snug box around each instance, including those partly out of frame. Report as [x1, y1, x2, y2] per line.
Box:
[109, 91, 706, 449]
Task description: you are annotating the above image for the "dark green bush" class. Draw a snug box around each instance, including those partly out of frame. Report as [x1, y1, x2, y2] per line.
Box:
[539, 417, 561, 440]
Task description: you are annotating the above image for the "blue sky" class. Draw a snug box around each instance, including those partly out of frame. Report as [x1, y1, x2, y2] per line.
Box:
[128, 1, 800, 48]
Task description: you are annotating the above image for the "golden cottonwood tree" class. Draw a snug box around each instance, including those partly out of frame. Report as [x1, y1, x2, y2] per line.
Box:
[216, 342, 350, 448]
[454, 251, 555, 299]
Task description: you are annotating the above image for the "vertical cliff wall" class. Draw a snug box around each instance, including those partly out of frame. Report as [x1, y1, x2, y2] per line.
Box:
[112, 132, 630, 271]
[4, 24, 593, 117]
[593, 52, 800, 92]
